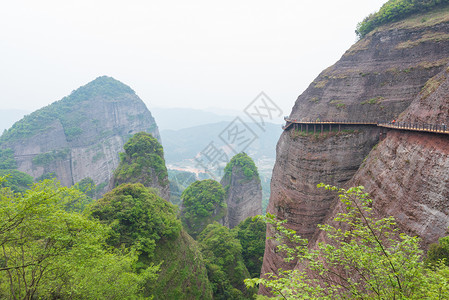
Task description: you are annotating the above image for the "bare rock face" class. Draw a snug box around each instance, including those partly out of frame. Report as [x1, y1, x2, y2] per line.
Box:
[351, 130, 449, 247]
[347, 65, 449, 247]
[399, 64, 449, 124]
[0, 76, 160, 195]
[290, 9, 449, 123]
[262, 8, 449, 283]
[220, 153, 262, 229]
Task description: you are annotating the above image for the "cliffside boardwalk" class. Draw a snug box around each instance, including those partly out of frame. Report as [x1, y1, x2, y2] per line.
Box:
[282, 117, 449, 135]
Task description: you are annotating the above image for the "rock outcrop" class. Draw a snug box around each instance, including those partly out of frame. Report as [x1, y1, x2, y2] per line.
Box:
[262, 6, 449, 282]
[0, 76, 160, 195]
[220, 153, 262, 229]
[111, 132, 170, 200]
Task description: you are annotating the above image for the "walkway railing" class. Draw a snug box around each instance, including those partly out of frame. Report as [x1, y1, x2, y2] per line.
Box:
[282, 117, 449, 135]
[377, 122, 449, 134]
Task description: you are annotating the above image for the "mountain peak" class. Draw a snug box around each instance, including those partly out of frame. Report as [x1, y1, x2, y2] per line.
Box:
[66, 76, 135, 103]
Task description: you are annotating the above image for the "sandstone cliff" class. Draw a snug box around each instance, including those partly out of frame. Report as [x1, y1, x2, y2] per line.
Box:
[221, 153, 262, 229]
[262, 7, 449, 279]
[0, 76, 160, 195]
[348, 64, 449, 247]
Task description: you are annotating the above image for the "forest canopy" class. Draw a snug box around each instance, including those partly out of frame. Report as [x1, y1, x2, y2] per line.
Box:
[356, 0, 449, 38]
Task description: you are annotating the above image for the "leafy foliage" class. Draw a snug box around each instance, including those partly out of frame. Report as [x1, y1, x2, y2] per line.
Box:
[426, 236, 449, 266]
[32, 148, 70, 166]
[356, 0, 449, 38]
[0, 169, 33, 194]
[113, 132, 169, 188]
[90, 183, 212, 299]
[0, 177, 157, 299]
[198, 222, 255, 299]
[223, 152, 260, 184]
[0, 149, 17, 170]
[181, 179, 227, 238]
[148, 230, 214, 299]
[73, 177, 96, 198]
[0, 76, 134, 142]
[35, 172, 57, 182]
[90, 183, 181, 258]
[233, 216, 266, 278]
[246, 185, 449, 299]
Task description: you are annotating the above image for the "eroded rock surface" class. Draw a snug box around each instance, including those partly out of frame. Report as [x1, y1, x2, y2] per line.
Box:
[221, 155, 262, 229]
[262, 8, 449, 284]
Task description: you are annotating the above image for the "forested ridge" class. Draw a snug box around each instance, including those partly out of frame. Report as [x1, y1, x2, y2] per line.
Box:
[356, 0, 449, 38]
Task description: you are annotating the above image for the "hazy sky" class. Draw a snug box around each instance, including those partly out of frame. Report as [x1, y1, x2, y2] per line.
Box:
[0, 0, 386, 115]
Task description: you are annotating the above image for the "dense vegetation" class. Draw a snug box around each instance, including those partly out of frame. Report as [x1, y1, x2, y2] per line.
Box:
[247, 185, 449, 299]
[223, 152, 260, 184]
[90, 183, 181, 259]
[0, 76, 134, 142]
[32, 149, 70, 166]
[90, 183, 212, 298]
[180, 179, 227, 238]
[426, 235, 449, 266]
[0, 177, 157, 299]
[148, 229, 213, 299]
[113, 132, 169, 188]
[73, 177, 96, 198]
[234, 216, 267, 278]
[198, 222, 256, 299]
[356, 0, 449, 38]
[0, 169, 33, 193]
[0, 148, 17, 169]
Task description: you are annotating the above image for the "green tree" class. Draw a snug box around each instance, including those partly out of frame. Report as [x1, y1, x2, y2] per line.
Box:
[0, 169, 33, 193]
[74, 177, 96, 198]
[113, 132, 169, 188]
[198, 222, 255, 299]
[246, 185, 449, 299]
[90, 183, 213, 299]
[233, 216, 266, 278]
[223, 152, 260, 183]
[356, 0, 449, 38]
[0, 149, 17, 170]
[181, 179, 227, 238]
[90, 183, 181, 259]
[426, 236, 449, 266]
[0, 177, 157, 299]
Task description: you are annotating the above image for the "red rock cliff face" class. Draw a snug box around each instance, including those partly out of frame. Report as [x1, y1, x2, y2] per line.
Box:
[262, 8, 449, 282]
[348, 65, 449, 247]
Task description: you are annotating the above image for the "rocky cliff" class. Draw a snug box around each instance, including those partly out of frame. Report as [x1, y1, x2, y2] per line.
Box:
[221, 153, 262, 229]
[0, 76, 160, 195]
[262, 6, 449, 280]
[348, 64, 449, 247]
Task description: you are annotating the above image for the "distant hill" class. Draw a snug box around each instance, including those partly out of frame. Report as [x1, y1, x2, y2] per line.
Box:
[150, 107, 237, 130]
[160, 121, 281, 164]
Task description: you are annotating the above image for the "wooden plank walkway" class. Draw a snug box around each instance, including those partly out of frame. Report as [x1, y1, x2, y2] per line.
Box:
[282, 118, 449, 135]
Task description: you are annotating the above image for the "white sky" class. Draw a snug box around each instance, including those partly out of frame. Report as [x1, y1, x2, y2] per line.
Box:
[0, 0, 386, 115]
